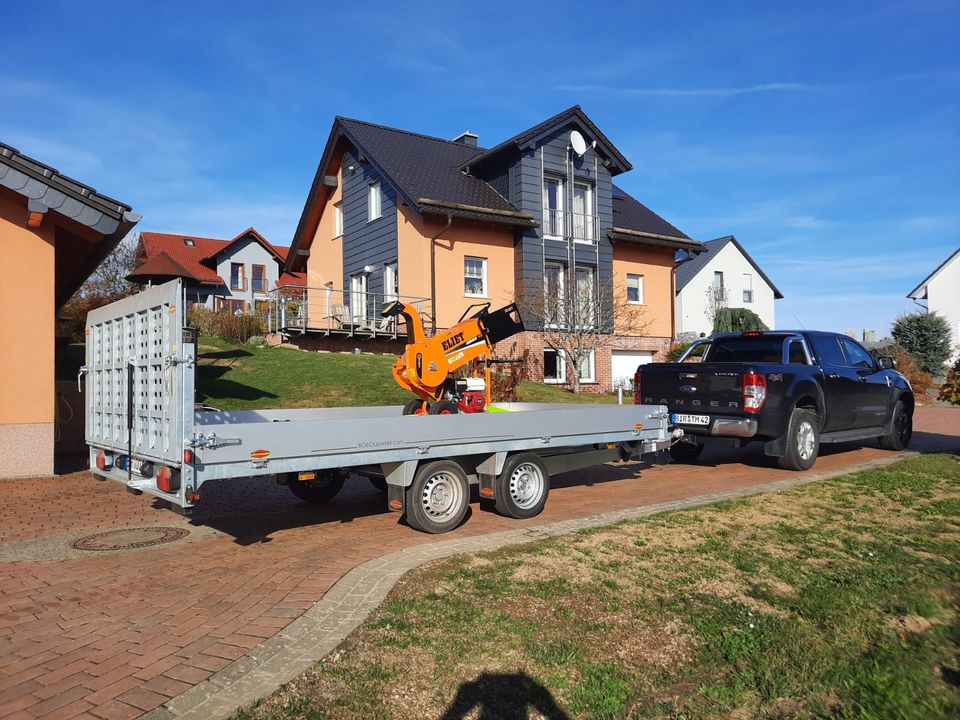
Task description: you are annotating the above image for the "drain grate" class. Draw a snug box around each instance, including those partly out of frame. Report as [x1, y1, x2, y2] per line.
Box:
[71, 527, 190, 551]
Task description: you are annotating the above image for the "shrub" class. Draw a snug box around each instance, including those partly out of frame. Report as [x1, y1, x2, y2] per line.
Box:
[187, 306, 266, 343]
[938, 355, 960, 405]
[712, 307, 768, 334]
[877, 344, 934, 401]
[187, 306, 218, 335]
[665, 341, 693, 361]
[891, 311, 952, 374]
[489, 349, 528, 403]
[246, 335, 267, 348]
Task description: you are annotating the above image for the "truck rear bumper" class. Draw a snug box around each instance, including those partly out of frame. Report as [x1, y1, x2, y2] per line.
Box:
[710, 417, 758, 438]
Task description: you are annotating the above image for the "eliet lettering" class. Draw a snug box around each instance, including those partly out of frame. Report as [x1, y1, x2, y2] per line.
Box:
[441, 332, 465, 351]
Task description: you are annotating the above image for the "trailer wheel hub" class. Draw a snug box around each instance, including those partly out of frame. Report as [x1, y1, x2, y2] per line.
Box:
[421, 472, 462, 519]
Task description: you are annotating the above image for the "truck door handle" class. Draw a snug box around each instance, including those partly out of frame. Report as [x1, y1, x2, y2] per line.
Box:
[827, 373, 840, 379]
[858, 376, 868, 382]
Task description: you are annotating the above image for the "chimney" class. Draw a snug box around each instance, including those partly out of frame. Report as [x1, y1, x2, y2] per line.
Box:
[452, 131, 479, 148]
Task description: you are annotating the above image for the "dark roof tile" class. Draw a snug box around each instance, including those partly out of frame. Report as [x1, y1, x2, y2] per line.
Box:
[611, 184, 690, 239]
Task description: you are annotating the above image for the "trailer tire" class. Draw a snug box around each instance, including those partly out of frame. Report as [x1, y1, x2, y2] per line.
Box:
[286, 471, 345, 503]
[669, 441, 704, 462]
[405, 460, 469, 534]
[428, 400, 459, 415]
[777, 408, 819, 471]
[402, 399, 427, 415]
[494, 453, 550, 519]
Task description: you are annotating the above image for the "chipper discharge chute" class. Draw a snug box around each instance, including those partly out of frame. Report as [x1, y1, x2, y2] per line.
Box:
[382, 300, 524, 415]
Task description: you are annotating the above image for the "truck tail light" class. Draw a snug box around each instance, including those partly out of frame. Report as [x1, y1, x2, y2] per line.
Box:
[743, 371, 767, 413]
[633, 371, 642, 405]
[157, 466, 180, 493]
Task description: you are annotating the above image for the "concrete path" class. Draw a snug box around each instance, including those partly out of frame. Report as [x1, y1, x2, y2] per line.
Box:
[1, 407, 956, 720]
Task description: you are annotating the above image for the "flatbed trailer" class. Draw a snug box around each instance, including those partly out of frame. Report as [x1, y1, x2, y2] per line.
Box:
[84, 280, 679, 533]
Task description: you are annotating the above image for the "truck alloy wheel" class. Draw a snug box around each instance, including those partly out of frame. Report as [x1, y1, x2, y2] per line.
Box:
[778, 408, 819, 471]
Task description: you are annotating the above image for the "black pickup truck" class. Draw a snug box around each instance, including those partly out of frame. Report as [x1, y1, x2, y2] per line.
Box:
[635, 330, 914, 470]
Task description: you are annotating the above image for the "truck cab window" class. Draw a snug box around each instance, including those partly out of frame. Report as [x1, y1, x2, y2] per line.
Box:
[812, 336, 846, 367]
[840, 338, 876, 370]
[788, 340, 807, 364]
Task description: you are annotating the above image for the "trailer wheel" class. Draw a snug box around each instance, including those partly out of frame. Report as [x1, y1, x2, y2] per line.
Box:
[428, 400, 459, 415]
[402, 399, 427, 415]
[778, 408, 819, 471]
[495, 453, 550, 519]
[405, 460, 469, 534]
[286, 471, 345, 503]
[669, 440, 704, 462]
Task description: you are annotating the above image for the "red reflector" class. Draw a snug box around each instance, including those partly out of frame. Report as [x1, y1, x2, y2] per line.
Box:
[633, 371, 642, 405]
[157, 466, 180, 493]
[96, 449, 105, 470]
[250, 449, 270, 460]
[479, 487, 494, 498]
[183, 449, 193, 464]
[743, 371, 767, 413]
[188, 492, 202, 504]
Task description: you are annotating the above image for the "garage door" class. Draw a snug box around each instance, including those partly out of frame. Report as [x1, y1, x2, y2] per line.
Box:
[611, 351, 654, 391]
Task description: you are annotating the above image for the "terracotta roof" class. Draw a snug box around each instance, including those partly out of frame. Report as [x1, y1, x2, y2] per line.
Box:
[276, 271, 307, 288]
[126, 251, 207, 282]
[135, 229, 296, 287]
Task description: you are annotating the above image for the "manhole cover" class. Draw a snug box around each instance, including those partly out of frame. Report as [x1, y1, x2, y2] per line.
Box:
[71, 527, 190, 551]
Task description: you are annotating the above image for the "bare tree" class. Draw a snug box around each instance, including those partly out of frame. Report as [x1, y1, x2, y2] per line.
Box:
[518, 271, 651, 393]
[705, 283, 729, 331]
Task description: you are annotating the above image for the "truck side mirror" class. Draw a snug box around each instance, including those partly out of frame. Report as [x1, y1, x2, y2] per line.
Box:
[877, 356, 895, 370]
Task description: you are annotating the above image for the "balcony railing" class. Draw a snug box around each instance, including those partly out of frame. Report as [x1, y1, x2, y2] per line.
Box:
[541, 210, 599, 243]
[264, 286, 431, 337]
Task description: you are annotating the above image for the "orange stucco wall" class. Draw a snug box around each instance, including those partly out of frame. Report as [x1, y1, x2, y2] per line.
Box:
[305, 167, 344, 318]
[612, 243, 674, 337]
[0, 191, 55, 426]
[397, 205, 515, 329]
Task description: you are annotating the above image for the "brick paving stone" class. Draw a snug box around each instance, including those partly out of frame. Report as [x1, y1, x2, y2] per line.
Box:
[89, 699, 142, 720]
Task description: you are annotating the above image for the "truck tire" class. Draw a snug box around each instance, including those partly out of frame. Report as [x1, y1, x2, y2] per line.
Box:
[778, 408, 820, 471]
[669, 440, 704, 462]
[287, 471, 345, 503]
[405, 460, 469, 533]
[494, 453, 550, 519]
[402, 399, 427, 415]
[879, 399, 912, 451]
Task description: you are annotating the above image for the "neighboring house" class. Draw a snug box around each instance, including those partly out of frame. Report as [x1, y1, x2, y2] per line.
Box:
[129, 228, 305, 312]
[0, 141, 139, 478]
[675, 235, 783, 337]
[907, 247, 960, 364]
[283, 106, 702, 391]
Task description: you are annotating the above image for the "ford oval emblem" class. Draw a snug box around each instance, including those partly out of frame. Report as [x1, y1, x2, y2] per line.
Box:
[679, 385, 697, 393]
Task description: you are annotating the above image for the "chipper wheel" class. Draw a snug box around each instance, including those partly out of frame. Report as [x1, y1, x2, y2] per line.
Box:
[402, 399, 428, 415]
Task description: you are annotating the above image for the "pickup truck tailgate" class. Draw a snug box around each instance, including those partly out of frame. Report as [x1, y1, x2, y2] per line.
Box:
[637, 363, 747, 416]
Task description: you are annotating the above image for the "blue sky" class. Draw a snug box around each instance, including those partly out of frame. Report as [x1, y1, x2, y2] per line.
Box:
[2, 1, 958, 335]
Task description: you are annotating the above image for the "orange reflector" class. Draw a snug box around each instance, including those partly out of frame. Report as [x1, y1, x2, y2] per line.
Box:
[96, 449, 106, 470]
[298, 471, 317, 482]
[479, 487, 494, 498]
[188, 492, 202, 503]
[388, 499, 403, 510]
[250, 449, 270, 460]
[634, 423, 644, 430]
[183, 449, 193, 464]
[606, 443, 616, 449]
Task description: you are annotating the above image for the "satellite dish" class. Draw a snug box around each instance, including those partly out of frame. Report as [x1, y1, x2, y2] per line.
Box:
[569, 130, 587, 156]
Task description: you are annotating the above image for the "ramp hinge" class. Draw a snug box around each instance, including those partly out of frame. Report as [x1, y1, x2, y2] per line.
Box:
[191, 433, 241, 450]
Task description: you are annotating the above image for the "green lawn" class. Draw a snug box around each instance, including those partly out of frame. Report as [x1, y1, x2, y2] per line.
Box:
[232, 454, 960, 720]
[195, 337, 615, 409]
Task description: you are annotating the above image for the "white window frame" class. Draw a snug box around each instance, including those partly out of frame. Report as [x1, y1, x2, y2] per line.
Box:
[575, 265, 596, 328]
[626, 273, 644, 305]
[368, 182, 381, 222]
[464, 256, 487, 298]
[572, 182, 594, 242]
[350, 273, 368, 325]
[742, 272, 753, 303]
[543, 348, 566, 384]
[714, 271, 724, 289]
[544, 262, 565, 327]
[384, 262, 398, 302]
[577, 349, 596, 384]
[542, 176, 564, 240]
[334, 202, 343, 236]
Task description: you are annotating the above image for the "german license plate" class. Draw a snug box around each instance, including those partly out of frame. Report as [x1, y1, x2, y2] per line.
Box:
[672, 413, 710, 426]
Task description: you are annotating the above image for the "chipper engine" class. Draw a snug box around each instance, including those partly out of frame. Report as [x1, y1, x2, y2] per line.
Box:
[381, 300, 524, 415]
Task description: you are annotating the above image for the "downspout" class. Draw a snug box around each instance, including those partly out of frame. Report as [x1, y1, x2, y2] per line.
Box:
[430, 213, 454, 334]
[670, 263, 677, 342]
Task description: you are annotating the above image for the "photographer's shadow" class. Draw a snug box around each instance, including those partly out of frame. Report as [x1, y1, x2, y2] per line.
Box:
[441, 672, 570, 720]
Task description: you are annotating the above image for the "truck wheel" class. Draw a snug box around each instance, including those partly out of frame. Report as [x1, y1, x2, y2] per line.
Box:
[495, 453, 550, 519]
[287, 471, 345, 503]
[428, 400, 459, 415]
[405, 460, 469, 533]
[402, 399, 427, 415]
[879, 400, 912, 451]
[669, 441, 704, 462]
[778, 409, 819, 471]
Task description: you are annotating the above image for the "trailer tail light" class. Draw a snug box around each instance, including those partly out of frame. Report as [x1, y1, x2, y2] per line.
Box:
[156, 466, 180, 493]
[183, 449, 193, 464]
[633, 371, 642, 405]
[743, 371, 767, 413]
[96, 449, 113, 470]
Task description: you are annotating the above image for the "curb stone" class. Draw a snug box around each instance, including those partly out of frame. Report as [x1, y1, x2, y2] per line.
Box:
[143, 451, 917, 720]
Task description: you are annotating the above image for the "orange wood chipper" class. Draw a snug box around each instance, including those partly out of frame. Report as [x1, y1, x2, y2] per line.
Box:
[381, 301, 524, 415]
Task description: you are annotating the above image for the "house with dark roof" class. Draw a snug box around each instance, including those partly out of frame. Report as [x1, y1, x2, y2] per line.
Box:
[674, 235, 783, 337]
[907, 247, 960, 364]
[130, 228, 305, 313]
[284, 106, 701, 390]
[0, 141, 139, 478]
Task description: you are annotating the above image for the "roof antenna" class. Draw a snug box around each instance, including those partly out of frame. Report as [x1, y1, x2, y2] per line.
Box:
[793, 314, 806, 330]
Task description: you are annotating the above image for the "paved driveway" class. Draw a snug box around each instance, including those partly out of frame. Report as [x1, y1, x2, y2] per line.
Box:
[1, 407, 957, 720]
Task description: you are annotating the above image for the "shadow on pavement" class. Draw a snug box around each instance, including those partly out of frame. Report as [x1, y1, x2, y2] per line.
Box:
[440, 672, 570, 720]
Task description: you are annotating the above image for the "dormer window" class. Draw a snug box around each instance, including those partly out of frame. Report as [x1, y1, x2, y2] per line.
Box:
[183, 238, 195, 246]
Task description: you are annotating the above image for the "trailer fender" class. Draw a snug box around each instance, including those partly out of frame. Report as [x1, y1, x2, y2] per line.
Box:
[381, 460, 420, 513]
[475, 452, 508, 500]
